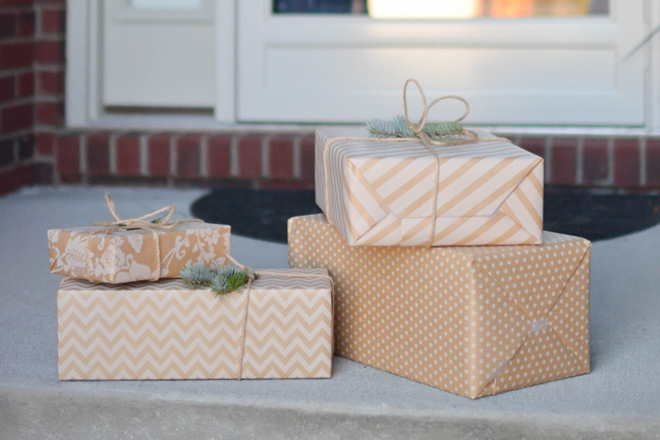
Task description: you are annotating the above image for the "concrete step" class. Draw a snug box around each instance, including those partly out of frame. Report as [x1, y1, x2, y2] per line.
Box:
[1, 186, 659, 439]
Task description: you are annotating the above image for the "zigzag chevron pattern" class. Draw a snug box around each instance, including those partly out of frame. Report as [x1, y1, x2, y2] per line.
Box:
[241, 289, 333, 379]
[58, 275, 333, 380]
[315, 127, 543, 246]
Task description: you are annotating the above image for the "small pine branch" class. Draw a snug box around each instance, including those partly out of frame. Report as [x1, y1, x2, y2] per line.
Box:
[367, 115, 464, 140]
[180, 264, 216, 288]
[179, 264, 249, 298]
[424, 121, 464, 138]
[211, 266, 249, 298]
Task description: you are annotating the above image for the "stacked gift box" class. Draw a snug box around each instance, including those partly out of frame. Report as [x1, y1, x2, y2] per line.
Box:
[288, 80, 591, 399]
[48, 198, 333, 381]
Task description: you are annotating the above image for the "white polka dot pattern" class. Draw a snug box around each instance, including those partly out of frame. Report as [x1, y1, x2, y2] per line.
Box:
[288, 214, 591, 399]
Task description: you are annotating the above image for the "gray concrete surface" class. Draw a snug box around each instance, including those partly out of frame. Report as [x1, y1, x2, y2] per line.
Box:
[1, 186, 659, 439]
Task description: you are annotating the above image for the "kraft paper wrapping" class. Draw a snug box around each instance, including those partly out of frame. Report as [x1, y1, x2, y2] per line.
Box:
[288, 214, 590, 399]
[315, 127, 544, 246]
[57, 268, 333, 380]
[48, 223, 230, 284]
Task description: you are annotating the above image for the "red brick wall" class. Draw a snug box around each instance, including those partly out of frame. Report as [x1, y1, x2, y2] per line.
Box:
[0, 0, 62, 195]
[1, 1, 659, 195]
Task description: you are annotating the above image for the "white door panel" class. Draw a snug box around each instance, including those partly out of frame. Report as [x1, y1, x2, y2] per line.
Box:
[103, 0, 215, 108]
[237, 1, 645, 125]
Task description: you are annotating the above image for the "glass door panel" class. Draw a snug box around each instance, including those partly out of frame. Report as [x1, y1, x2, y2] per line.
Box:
[272, 0, 609, 17]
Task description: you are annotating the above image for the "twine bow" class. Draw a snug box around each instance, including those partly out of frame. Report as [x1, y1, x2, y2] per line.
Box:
[402, 78, 477, 148]
[86, 195, 201, 282]
[225, 254, 335, 380]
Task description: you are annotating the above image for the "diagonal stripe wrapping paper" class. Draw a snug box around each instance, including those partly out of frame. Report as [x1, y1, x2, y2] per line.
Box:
[288, 214, 590, 399]
[315, 127, 544, 246]
[57, 269, 333, 380]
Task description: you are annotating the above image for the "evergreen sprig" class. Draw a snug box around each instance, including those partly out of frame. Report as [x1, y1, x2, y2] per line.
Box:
[367, 115, 464, 140]
[180, 264, 249, 298]
[210, 266, 250, 298]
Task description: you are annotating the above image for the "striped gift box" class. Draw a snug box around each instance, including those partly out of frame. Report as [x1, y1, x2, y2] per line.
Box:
[315, 127, 543, 246]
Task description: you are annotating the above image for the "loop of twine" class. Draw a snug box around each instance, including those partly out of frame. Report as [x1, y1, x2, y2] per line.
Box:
[226, 254, 334, 380]
[322, 78, 511, 247]
[402, 78, 474, 246]
[86, 194, 202, 282]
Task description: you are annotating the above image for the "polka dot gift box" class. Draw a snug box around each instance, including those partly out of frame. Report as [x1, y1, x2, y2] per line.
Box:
[288, 214, 590, 399]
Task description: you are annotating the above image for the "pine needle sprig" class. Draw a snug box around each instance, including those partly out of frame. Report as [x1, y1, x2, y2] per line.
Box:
[210, 266, 250, 298]
[180, 264, 215, 288]
[367, 115, 464, 140]
[179, 264, 249, 298]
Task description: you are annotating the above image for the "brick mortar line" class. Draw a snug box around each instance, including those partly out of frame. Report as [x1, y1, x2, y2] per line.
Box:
[33, 96, 65, 103]
[109, 134, 117, 174]
[32, 123, 62, 132]
[0, 67, 35, 77]
[0, 97, 35, 107]
[0, 130, 32, 141]
[575, 137, 584, 185]
[79, 135, 87, 185]
[230, 136, 239, 178]
[0, 37, 37, 44]
[34, 3, 43, 38]
[168, 136, 176, 186]
[32, 65, 64, 73]
[640, 137, 647, 187]
[31, 152, 55, 164]
[139, 135, 148, 177]
[33, 62, 66, 70]
[11, 138, 19, 168]
[0, 7, 37, 13]
[199, 135, 208, 178]
[0, 161, 35, 174]
[262, 135, 271, 179]
[606, 137, 615, 185]
[33, 35, 65, 42]
[292, 136, 302, 179]
[34, 93, 65, 100]
[52, 134, 59, 184]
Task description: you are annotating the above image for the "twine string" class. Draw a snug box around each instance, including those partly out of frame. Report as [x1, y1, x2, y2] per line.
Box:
[226, 254, 334, 380]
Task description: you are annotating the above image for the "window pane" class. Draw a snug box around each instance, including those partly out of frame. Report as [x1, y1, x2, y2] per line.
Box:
[272, 0, 609, 17]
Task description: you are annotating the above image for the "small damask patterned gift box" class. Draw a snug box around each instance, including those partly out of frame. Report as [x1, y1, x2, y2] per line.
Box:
[289, 214, 591, 399]
[57, 268, 333, 380]
[48, 195, 230, 284]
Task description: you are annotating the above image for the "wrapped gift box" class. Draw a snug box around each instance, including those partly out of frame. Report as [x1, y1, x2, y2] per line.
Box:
[288, 214, 590, 399]
[57, 268, 333, 380]
[48, 222, 230, 284]
[315, 127, 543, 246]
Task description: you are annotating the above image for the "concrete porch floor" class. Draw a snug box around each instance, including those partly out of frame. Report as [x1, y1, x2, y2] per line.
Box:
[1, 186, 659, 439]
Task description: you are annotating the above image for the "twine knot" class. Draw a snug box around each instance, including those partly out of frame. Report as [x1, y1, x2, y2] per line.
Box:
[86, 194, 202, 282]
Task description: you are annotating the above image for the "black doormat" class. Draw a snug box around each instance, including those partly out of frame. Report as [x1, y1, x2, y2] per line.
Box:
[191, 188, 660, 244]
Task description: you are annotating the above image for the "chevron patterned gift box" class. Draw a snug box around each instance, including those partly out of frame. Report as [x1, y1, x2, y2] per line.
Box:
[289, 214, 590, 399]
[57, 269, 333, 380]
[315, 127, 543, 246]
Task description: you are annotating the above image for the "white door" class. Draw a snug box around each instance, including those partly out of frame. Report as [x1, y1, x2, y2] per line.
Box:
[237, 0, 646, 126]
